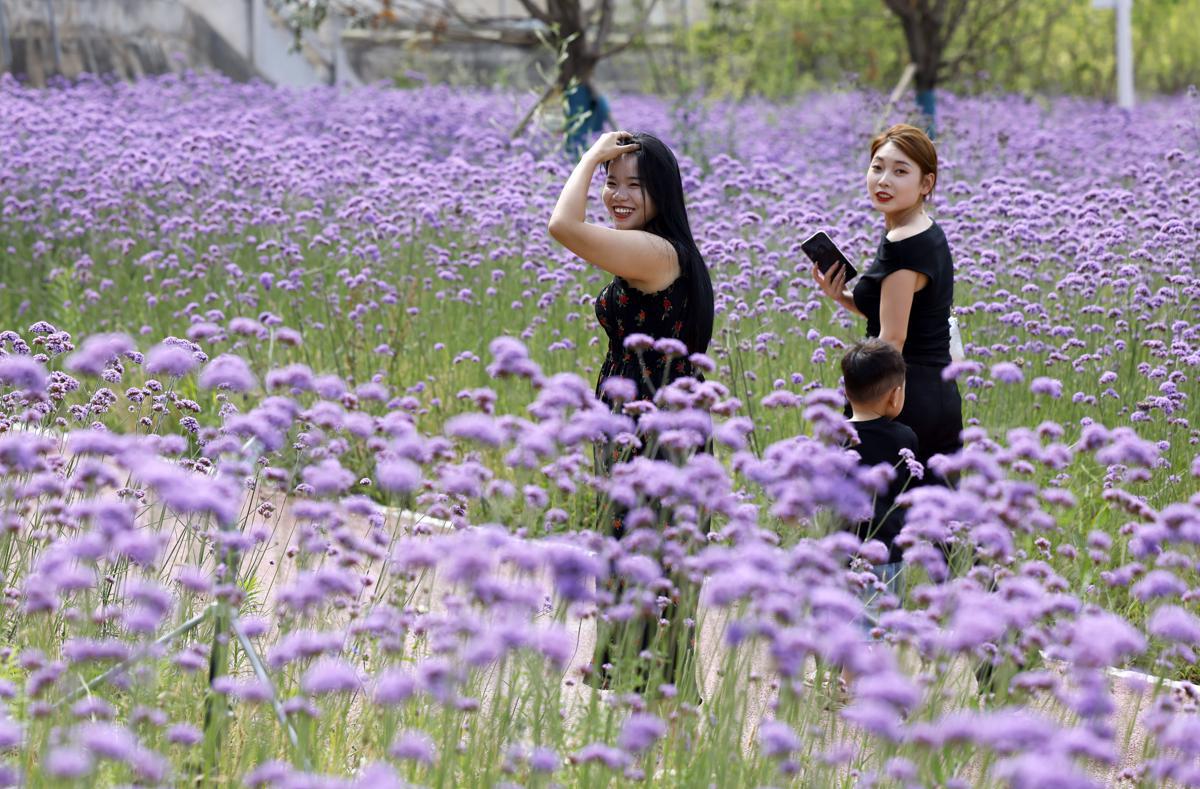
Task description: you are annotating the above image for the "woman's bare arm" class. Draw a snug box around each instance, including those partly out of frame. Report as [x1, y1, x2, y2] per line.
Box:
[878, 270, 921, 351]
[548, 133, 678, 289]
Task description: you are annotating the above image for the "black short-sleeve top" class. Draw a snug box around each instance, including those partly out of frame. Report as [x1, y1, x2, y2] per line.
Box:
[852, 221, 954, 367]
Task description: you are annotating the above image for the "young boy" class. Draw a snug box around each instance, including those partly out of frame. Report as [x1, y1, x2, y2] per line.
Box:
[840, 338, 919, 623]
[806, 339, 920, 706]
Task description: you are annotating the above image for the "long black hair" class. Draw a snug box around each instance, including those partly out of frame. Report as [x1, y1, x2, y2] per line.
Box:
[606, 132, 714, 356]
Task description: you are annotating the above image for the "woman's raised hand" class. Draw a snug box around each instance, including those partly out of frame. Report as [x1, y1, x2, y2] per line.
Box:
[584, 131, 640, 164]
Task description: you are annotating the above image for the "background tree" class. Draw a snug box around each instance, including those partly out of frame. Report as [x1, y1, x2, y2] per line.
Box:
[880, 0, 1023, 132]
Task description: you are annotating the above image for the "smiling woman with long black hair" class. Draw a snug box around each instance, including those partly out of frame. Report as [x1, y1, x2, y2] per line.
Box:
[549, 131, 714, 404]
[548, 130, 714, 704]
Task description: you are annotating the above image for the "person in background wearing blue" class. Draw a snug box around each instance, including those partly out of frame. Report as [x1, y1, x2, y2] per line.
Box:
[564, 81, 613, 157]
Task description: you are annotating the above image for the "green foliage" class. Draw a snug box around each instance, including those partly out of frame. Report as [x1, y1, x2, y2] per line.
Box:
[680, 0, 1200, 99]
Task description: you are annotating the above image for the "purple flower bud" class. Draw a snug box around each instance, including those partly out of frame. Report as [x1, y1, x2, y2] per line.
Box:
[1030, 376, 1063, 398]
[445, 413, 506, 447]
[1148, 605, 1200, 644]
[758, 719, 801, 758]
[841, 699, 904, 740]
[618, 713, 666, 754]
[126, 456, 240, 525]
[198, 354, 256, 392]
[0, 354, 48, 393]
[761, 390, 803, 409]
[373, 668, 418, 706]
[623, 333, 655, 352]
[166, 723, 202, 746]
[573, 743, 631, 770]
[62, 638, 131, 664]
[265, 363, 314, 392]
[300, 458, 356, 496]
[990, 362, 1024, 384]
[301, 657, 361, 695]
[487, 337, 543, 382]
[652, 337, 688, 358]
[0, 718, 22, 749]
[275, 327, 303, 346]
[350, 762, 406, 788]
[941, 360, 981, 381]
[45, 746, 94, 779]
[545, 543, 601, 603]
[615, 554, 661, 586]
[173, 565, 214, 594]
[77, 721, 139, 761]
[65, 333, 135, 376]
[898, 446, 925, 480]
[600, 376, 638, 403]
[389, 730, 437, 765]
[229, 317, 264, 337]
[243, 760, 291, 787]
[1131, 570, 1187, 601]
[144, 342, 198, 377]
[529, 747, 560, 773]
[1066, 612, 1145, 668]
[377, 458, 422, 494]
[714, 416, 753, 450]
[1096, 428, 1161, 468]
[995, 752, 1092, 788]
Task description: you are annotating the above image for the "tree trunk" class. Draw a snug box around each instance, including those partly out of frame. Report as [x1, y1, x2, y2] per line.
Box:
[559, 34, 598, 90]
[895, 8, 941, 92]
[546, 0, 598, 91]
[888, 1, 942, 133]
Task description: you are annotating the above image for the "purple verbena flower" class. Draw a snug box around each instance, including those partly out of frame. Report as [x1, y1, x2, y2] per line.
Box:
[65, 333, 135, 376]
[145, 342, 199, 377]
[389, 730, 436, 765]
[198, 354, 257, 392]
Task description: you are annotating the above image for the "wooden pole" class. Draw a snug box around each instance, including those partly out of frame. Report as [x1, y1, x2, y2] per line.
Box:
[875, 62, 917, 132]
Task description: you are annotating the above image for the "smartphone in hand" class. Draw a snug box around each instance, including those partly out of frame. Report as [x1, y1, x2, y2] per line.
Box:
[801, 231, 858, 281]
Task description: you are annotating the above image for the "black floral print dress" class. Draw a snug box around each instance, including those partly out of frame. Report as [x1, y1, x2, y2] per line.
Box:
[595, 275, 695, 406]
[588, 272, 704, 703]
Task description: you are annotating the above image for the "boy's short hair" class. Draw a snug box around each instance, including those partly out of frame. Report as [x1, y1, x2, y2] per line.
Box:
[841, 338, 907, 404]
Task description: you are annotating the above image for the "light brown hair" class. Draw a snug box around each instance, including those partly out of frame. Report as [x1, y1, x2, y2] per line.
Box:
[870, 123, 938, 199]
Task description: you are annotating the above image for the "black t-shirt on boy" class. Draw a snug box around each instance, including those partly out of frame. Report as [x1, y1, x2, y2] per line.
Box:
[849, 417, 919, 564]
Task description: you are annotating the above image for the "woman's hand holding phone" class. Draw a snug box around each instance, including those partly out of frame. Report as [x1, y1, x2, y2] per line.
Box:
[804, 230, 862, 316]
[812, 262, 862, 316]
[812, 260, 848, 299]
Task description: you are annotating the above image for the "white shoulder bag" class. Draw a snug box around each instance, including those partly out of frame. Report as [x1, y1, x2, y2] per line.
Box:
[948, 315, 965, 363]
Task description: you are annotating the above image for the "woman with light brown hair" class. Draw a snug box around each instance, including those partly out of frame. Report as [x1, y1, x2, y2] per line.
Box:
[813, 123, 962, 472]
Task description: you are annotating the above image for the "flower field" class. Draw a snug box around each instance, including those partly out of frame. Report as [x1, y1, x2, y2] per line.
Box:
[0, 72, 1198, 786]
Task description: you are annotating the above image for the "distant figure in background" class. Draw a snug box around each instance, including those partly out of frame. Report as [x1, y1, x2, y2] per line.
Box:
[564, 82, 613, 157]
